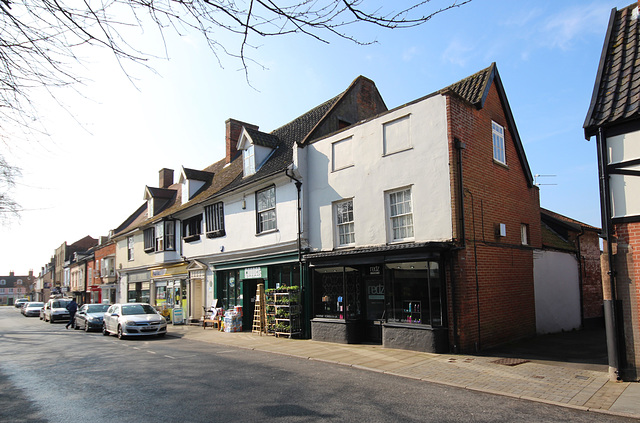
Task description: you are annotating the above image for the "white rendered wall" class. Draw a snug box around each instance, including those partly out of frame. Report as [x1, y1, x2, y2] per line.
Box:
[533, 250, 581, 334]
[306, 94, 453, 251]
[608, 130, 640, 218]
[181, 175, 300, 261]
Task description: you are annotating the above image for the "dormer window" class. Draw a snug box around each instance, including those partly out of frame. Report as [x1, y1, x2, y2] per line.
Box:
[238, 127, 278, 178]
[243, 144, 256, 176]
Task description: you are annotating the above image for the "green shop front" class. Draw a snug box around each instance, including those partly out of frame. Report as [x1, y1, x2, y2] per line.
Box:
[213, 253, 302, 332]
[307, 245, 450, 353]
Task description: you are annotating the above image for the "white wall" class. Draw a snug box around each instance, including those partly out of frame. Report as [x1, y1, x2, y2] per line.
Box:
[306, 94, 453, 251]
[181, 174, 300, 261]
[533, 250, 581, 334]
[608, 130, 640, 218]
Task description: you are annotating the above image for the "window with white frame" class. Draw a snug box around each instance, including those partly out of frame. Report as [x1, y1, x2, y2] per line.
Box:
[127, 236, 134, 261]
[256, 186, 276, 233]
[335, 199, 355, 247]
[383, 114, 411, 156]
[155, 221, 175, 251]
[492, 121, 506, 165]
[205, 202, 225, 238]
[332, 137, 354, 172]
[102, 257, 115, 277]
[243, 144, 256, 176]
[388, 187, 414, 241]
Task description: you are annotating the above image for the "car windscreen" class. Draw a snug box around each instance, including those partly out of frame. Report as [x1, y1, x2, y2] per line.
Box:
[29, 303, 44, 307]
[87, 304, 109, 313]
[122, 304, 156, 315]
[52, 300, 70, 308]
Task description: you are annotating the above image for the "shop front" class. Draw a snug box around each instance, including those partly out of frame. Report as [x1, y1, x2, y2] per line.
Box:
[101, 283, 117, 304]
[308, 248, 449, 353]
[150, 263, 189, 323]
[214, 254, 301, 332]
[87, 285, 102, 304]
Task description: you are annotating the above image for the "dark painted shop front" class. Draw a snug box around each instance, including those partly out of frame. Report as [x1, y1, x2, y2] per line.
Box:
[307, 246, 449, 353]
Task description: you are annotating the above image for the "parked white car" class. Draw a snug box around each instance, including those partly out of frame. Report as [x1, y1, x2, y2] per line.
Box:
[43, 298, 72, 323]
[103, 303, 167, 339]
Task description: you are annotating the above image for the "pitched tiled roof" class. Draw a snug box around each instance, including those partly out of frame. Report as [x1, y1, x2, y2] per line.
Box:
[442, 64, 495, 107]
[183, 168, 214, 182]
[584, 3, 640, 137]
[540, 208, 600, 232]
[245, 128, 279, 149]
[541, 222, 576, 252]
[222, 94, 342, 192]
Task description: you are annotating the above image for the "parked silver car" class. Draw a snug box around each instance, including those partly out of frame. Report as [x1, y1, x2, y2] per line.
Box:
[103, 303, 167, 339]
[74, 303, 110, 332]
[22, 302, 44, 317]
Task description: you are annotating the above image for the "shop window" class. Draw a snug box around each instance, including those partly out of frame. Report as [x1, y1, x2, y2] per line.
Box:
[312, 267, 361, 320]
[386, 261, 443, 326]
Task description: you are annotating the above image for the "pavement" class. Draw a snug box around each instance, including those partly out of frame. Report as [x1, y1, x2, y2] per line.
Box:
[166, 323, 640, 420]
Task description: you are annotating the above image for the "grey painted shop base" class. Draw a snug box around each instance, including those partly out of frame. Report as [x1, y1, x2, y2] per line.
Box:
[311, 318, 448, 353]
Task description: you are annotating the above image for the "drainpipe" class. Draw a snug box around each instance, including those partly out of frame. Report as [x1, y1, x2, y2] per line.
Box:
[284, 168, 305, 333]
[451, 138, 466, 352]
[465, 188, 481, 352]
[597, 127, 621, 381]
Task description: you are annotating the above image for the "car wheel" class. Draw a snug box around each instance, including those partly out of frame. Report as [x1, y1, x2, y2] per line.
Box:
[49, 316, 54, 324]
[102, 324, 110, 336]
[117, 325, 125, 340]
[84, 321, 90, 332]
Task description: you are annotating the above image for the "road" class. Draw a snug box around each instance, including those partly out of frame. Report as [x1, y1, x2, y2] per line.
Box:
[0, 307, 635, 423]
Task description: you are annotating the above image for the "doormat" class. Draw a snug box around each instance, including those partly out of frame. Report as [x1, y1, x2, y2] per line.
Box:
[491, 358, 530, 366]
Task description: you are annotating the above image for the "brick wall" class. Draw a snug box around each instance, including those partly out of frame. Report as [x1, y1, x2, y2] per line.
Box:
[610, 222, 640, 380]
[446, 83, 539, 352]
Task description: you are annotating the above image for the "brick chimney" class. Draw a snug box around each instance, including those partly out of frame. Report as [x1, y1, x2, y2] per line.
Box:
[226, 119, 258, 164]
[159, 168, 174, 189]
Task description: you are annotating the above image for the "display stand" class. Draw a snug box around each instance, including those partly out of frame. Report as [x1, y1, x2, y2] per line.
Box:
[266, 286, 301, 338]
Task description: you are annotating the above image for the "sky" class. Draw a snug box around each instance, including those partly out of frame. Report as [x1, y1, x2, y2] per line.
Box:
[0, 0, 631, 276]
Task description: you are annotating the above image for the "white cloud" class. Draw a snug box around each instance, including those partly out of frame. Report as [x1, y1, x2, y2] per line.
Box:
[540, 4, 614, 50]
[441, 39, 474, 67]
[402, 46, 420, 62]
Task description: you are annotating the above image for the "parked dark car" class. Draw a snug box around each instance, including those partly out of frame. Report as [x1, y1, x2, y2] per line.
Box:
[74, 303, 110, 332]
[22, 302, 44, 317]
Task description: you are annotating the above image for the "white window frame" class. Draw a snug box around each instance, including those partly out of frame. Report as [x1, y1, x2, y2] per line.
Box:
[243, 144, 256, 176]
[387, 187, 414, 242]
[335, 199, 355, 247]
[256, 186, 276, 234]
[127, 236, 134, 261]
[492, 121, 506, 165]
[332, 136, 354, 172]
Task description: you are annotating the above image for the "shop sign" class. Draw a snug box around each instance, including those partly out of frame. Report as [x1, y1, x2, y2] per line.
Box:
[244, 266, 263, 279]
[129, 271, 150, 282]
[368, 265, 381, 276]
[368, 283, 385, 300]
[172, 308, 184, 325]
[152, 269, 167, 277]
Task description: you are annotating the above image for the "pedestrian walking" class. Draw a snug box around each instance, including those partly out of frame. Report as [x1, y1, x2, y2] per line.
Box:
[65, 298, 78, 329]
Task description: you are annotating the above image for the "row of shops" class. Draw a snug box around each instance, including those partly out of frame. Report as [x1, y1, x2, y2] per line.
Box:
[117, 244, 450, 353]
